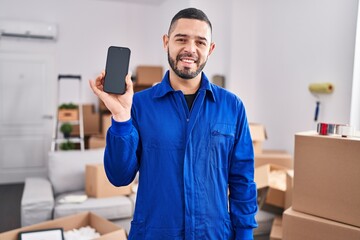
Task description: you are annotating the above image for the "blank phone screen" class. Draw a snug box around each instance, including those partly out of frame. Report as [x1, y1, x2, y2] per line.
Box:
[103, 46, 131, 94]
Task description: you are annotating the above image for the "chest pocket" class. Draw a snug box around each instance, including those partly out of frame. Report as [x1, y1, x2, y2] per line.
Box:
[210, 123, 236, 168]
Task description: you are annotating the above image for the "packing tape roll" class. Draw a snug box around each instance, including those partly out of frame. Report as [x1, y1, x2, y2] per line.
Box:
[317, 123, 355, 137]
[309, 83, 334, 94]
[336, 125, 355, 137]
[317, 123, 337, 135]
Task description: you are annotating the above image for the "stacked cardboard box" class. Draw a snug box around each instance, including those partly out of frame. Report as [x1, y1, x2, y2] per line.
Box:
[255, 164, 290, 215]
[88, 113, 111, 149]
[255, 150, 293, 169]
[249, 123, 267, 155]
[283, 207, 360, 240]
[85, 164, 134, 198]
[93, 65, 163, 149]
[270, 216, 282, 240]
[284, 170, 294, 210]
[249, 123, 293, 168]
[283, 131, 360, 239]
[71, 104, 100, 136]
[58, 109, 79, 121]
[99, 99, 109, 113]
[135, 65, 163, 86]
[89, 135, 106, 149]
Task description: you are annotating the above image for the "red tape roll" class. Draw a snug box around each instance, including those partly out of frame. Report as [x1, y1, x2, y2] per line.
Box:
[317, 123, 337, 135]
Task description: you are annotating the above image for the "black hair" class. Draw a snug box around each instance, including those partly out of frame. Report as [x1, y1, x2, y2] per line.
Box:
[168, 8, 212, 35]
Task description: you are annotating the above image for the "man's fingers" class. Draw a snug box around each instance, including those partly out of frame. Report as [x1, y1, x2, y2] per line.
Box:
[95, 72, 105, 86]
[89, 72, 106, 96]
[125, 73, 133, 94]
[89, 79, 102, 96]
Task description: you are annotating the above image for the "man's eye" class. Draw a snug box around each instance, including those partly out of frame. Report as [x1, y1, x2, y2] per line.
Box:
[176, 39, 185, 42]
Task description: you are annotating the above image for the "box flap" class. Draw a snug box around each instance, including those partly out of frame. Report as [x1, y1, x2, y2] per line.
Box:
[96, 229, 127, 240]
[89, 212, 122, 234]
[254, 164, 270, 189]
[255, 164, 288, 189]
[249, 123, 267, 141]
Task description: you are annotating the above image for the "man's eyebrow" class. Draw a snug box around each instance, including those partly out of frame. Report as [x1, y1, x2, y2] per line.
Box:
[174, 33, 188, 38]
[174, 33, 209, 42]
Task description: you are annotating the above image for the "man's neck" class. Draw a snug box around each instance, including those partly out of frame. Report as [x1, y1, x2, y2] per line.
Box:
[169, 70, 202, 95]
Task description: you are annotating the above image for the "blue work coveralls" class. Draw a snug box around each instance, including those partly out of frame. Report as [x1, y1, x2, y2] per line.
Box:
[104, 71, 258, 239]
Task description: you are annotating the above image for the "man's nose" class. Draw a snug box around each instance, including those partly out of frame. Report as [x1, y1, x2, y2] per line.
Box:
[183, 41, 196, 53]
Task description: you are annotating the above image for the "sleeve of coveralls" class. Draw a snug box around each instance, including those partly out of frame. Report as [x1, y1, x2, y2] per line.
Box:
[228, 106, 258, 240]
[103, 117, 140, 187]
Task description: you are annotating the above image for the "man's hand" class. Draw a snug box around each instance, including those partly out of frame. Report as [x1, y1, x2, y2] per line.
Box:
[89, 71, 133, 122]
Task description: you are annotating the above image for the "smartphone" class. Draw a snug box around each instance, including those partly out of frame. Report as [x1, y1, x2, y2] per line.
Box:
[103, 46, 131, 94]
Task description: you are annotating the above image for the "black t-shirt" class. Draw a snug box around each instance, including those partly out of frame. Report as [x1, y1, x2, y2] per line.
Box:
[184, 92, 197, 110]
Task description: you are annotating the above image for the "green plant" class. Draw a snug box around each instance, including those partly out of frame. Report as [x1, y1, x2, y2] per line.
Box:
[60, 123, 73, 138]
[58, 102, 78, 109]
[60, 140, 75, 150]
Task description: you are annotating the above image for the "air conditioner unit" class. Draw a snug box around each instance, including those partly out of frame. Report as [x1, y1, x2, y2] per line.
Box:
[0, 20, 58, 40]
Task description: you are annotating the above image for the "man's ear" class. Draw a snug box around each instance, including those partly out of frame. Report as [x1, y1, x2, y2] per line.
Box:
[162, 34, 169, 51]
[208, 42, 216, 56]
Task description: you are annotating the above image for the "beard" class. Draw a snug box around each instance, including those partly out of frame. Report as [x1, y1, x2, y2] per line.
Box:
[168, 50, 206, 80]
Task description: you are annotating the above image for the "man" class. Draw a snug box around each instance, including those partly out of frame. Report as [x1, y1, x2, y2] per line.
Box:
[90, 7, 258, 240]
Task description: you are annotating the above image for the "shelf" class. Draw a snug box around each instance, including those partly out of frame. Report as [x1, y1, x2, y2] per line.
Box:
[57, 120, 80, 124]
[53, 138, 83, 144]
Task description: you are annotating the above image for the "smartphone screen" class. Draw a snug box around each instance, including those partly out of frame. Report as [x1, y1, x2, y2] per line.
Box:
[103, 46, 131, 94]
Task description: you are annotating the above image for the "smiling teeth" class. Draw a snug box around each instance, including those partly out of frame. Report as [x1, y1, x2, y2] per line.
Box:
[182, 59, 194, 63]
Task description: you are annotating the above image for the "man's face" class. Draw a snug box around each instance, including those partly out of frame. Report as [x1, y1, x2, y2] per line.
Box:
[164, 18, 215, 80]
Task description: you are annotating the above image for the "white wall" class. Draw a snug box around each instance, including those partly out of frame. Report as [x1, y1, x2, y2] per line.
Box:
[0, 0, 167, 104]
[188, 0, 232, 81]
[1, 0, 358, 154]
[157, 0, 191, 67]
[229, 0, 358, 154]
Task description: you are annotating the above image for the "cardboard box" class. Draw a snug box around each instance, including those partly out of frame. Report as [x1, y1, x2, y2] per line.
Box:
[99, 99, 110, 113]
[270, 216, 282, 240]
[292, 131, 360, 227]
[255, 164, 288, 213]
[136, 65, 163, 85]
[133, 84, 152, 92]
[283, 207, 360, 240]
[102, 113, 112, 138]
[249, 123, 267, 155]
[86, 164, 133, 198]
[89, 135, 106, 149]
[284, 170, 294, 210]
[72, 104, 100, 136]
[58, 109, 78, 121]
[0, 212, 127, 240]
[212, 75, 225, 87]
[255, 150, 293, 169]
